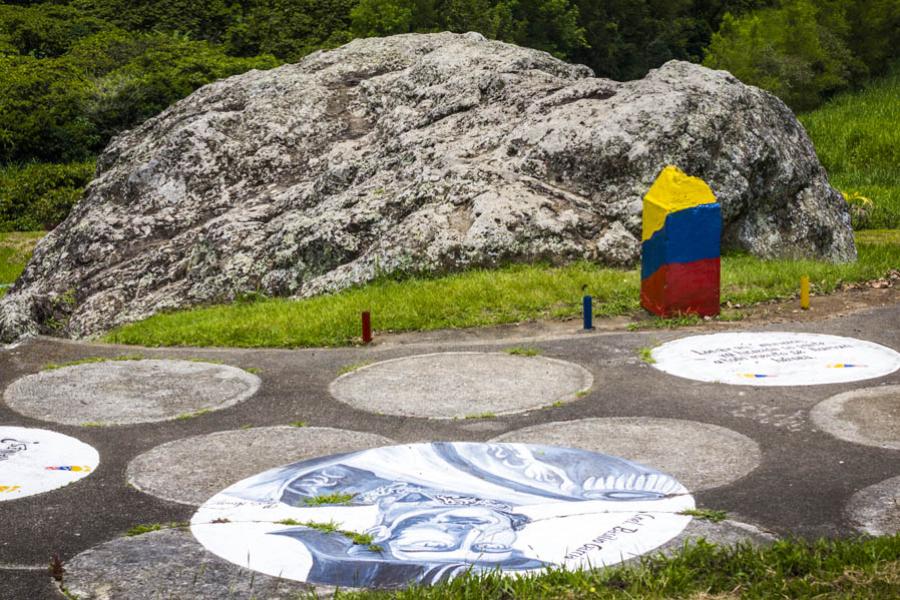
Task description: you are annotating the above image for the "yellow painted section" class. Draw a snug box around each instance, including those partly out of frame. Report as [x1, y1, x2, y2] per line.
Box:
[642, 165, 717, 241]
[800, 275, 810, 310]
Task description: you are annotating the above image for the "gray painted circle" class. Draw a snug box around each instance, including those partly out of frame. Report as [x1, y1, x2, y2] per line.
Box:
[651, 332, 900, 386]
[127, 426, 395, 506]
[645, 517, 776, 560]
[62, 527, 322, 599]
[3, 359, 260, 425]
[845, 475, 900, 536]
[329, 352, 594, 419]
[810, 385, 900, 450]
[492, 417, 761, 491]
[192, 442, 693, 587]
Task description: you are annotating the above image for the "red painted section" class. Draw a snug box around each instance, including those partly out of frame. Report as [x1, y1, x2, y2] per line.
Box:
[361, 311, 372, 344]
[641, 258, 720, 317]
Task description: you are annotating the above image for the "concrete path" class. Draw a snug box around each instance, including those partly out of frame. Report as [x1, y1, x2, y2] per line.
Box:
[1, 298, 898, 599]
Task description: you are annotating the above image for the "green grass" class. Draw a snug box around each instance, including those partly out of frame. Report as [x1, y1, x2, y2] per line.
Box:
[125, 522, 188, 536]
[304, 492, 355, 506]
[174, 408, 211, 420]
[628, 315, 702, 331]
[679, 508, 729, 523]
[276, 519, 382, 552]
[801, 71, 900, 229]
[0, 231, 44, 292]
[504, 346, 541, 356]
[464, 412, 497, 420]
[330, 536, 900, 599]
[338, 361, 373, 375]
[42, 354, 145, 371]
[102, 234, 900, 349]
[638, 347, 657, 364]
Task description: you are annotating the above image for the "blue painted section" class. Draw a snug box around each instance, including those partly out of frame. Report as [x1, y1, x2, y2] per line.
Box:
[583, 295, 593, 330]
[640, 204, 721, 280]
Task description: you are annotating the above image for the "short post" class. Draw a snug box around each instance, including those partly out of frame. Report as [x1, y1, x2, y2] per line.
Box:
[361, 311, 373, 344]
[582, 295, 593, 330]
[641, 165, 721, 317]
[800, 276, 810, 310]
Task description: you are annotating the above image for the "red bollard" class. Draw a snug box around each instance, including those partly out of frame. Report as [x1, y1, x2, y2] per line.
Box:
[361, 311, 372, 344]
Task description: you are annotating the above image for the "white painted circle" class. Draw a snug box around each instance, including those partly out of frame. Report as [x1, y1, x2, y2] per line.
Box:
[651, 332, 900, 386]
[192, 442, 694, 588]
[0, 426, 99, 501]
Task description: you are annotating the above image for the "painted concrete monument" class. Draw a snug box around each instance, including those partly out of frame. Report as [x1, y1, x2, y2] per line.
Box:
[0, 426, 99, 500]
[641, 166, 722, 317]
[192, 442, 694, 588]
[652, 332, 900, 386]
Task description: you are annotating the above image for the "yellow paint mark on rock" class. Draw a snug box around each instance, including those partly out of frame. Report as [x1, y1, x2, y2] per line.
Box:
[642, 165, 717, 241]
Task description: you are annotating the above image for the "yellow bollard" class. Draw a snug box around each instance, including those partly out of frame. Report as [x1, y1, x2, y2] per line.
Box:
[800, 275, 810, 310]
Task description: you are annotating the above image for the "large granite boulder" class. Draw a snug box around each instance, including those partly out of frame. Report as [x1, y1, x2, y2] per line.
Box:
[0, 32, 855, 342]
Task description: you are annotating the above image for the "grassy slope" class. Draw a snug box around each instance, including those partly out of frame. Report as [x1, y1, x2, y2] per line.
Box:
[104, 232, 899, 348]
[800, 71, 900, 229]
[330, 536, 900, 600]
[0, 231, 42, 289]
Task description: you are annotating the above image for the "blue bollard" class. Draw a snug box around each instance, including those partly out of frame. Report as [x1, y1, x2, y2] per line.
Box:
[583, 295, 593, 330]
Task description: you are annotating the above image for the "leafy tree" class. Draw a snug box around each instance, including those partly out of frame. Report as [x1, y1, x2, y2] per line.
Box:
[350, 0, 586, 59]
[0, 161, 96, 232]
[704, 0, 862, 110]
[0, 3, 110, 58]
[0, 55, 96, 163]
[70, 31, 280, 149]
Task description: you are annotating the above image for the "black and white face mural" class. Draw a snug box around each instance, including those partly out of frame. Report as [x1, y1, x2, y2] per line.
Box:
[0, 426, 99, 501]
[651, 332, 900, 386]
[191, 443, 694, 588]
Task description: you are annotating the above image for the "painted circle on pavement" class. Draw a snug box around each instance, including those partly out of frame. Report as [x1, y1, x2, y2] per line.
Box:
[192, 442, 694, 588]
[0, 426, 99, 501]
[329, 353, 594, 419]
[4, 359, 260, 425]
[810, 385, 900, 450]
[651, 332, 900, 386]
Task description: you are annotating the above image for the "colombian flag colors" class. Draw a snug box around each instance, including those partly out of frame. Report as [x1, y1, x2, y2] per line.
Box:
[641, 166, 721, 317]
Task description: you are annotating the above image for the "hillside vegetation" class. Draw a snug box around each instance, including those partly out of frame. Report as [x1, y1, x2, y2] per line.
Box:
[0, 1, 896, 232]
[800, 71, 900, 229]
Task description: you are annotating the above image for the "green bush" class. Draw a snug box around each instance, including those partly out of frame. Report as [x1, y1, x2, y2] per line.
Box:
[704, 0, 860, 111]
[0, 161, 95, 232]
[0, 55, 97, 163]
[69, 31, 280, 145]
[0, 29, 279, 165]
[704, 0, 899, 111]
[0, 3, 111, 58]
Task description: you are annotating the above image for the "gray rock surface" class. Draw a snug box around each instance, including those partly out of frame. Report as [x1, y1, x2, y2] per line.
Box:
[0, 32, 855, 341]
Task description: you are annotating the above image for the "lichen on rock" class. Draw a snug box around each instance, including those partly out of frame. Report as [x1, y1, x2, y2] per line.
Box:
[0, 32, 855, 342]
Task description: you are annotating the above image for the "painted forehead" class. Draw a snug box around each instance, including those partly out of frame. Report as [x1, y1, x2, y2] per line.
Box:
[278, 443, 682, 505]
